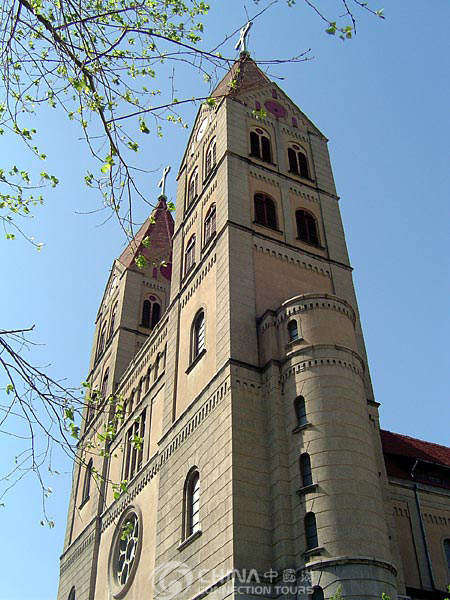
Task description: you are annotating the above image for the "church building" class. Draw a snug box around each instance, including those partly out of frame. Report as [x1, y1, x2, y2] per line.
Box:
[57, 54, 450, 600]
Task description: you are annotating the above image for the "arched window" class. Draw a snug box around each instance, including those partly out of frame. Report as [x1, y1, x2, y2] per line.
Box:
[101, 368, 109, 399]
[296, 209, 320, 247]
[145, 367, 151, 392]
[154, 352, 162, 381]
[129, 389, 135, 415]
[312, 587, 324, 600]
[294, 396, 307, 427]
[183, 469, 200, 539]
[81, 458, 93, 504]
[300, 453, 313, 487]
[68, 587, 76, 600]
[204, 204, 216, 245]
[142, 300, 151, 327]
[444, 538, 450, 572]
[288, 144, 310, 178]
[287, 319, 298, 342]
[142, 296, 161, 328]
[254, 193, 277, 230]
[205, 137, 217, 176]
[96, 322, 106, 358]
[151, 302, 161, 328]
[191, 310, 205, 362]
[185, 235, 196, 275]
[250, 128, 272, 162]
[108, 303, 118, 339]
[188, 168, 199, 205]
[305, 512, 319, 550]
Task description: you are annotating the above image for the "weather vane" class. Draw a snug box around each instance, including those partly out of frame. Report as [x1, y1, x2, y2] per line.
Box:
[158, 165, 171, 198]
[235, 21, 253, 55]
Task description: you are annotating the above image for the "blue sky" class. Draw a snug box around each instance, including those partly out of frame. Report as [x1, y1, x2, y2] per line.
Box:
[0, 1, 449, 598]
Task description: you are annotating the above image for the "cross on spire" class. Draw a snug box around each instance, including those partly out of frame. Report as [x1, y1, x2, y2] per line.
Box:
[235, 21, 253, 55]
[158, 165, 171, 198]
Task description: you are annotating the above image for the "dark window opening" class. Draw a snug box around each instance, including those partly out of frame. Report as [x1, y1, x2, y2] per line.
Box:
[188, 169, 199, 205]
[294, 396, 307, 427]
[204, 204, 216, 245]
[205, 138, 217, 177]
[444, 539, 450, 571]
[81, 458, 93, 504]
[142, 300, 151, 327]
[151, 303, 161, 328]
[288, 319, 299, 342]
[254, 193, 277, 230]
[288, 146, 310, 178]
[300, 453, 313, 487]
[305, 512, 319, 550]
[312, 587, 324, 600]
[296, 209, 319, 247]
[185, 235, 196, 275]
[123, 410, 146, 482]
[250, 130, 272, 163]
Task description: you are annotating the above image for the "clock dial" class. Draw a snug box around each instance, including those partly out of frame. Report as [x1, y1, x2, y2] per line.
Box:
[196, 117, 208, 142]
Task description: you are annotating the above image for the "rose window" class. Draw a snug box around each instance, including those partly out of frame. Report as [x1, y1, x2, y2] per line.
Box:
[116, 513, 139, 586]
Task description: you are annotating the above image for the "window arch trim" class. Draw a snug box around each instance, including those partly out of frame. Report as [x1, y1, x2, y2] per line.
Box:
[305, 511, 319, 550]
[188, 309, 206, 370]
[81, 458, 93, 506]
[204, 203, 216, 246]
[254, 192, 278, 230]
[288, 143, 311, 179]
[184, 234, 196, 275]
[250, 128, 273, 163]
[296, 208, 320, 247]
[205, 137, 217, 177]
[182, 467, 201, 542]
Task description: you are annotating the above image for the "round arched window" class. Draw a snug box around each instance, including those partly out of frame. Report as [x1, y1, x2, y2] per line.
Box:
[109, 507, 142, 598]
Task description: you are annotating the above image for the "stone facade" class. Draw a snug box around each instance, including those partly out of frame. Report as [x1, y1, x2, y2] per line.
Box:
[57, 56, 450, 600]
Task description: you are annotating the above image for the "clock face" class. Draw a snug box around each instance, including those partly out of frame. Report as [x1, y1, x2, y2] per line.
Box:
[264, 100, 288, 118]
[196, 117, 208, 142]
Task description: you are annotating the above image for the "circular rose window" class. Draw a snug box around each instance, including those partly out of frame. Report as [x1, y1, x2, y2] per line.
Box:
[109, 507, 142, 598]
[117, 514, 138, 585]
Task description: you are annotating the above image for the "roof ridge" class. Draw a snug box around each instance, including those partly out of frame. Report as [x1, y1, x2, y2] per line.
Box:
[381, 429, 450, 451]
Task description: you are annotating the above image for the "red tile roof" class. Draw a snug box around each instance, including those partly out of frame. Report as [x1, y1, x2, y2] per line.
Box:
[381, 429, 450, 468]
[212, 54, 271, 99]
[118, 196, 174, 269]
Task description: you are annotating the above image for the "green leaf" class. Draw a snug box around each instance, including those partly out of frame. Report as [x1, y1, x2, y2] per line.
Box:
[142, 236, 151, 248]
[5, 384, 14, 394]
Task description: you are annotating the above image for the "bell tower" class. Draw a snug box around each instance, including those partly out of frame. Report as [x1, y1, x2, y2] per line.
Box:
[57, 54, 405, 600]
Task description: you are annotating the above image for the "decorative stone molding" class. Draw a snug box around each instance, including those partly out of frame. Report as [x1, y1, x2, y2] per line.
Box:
[185, 210, 198, 235]
[289, 186, 320, 205]
[282, 126, 309, 145]
[279, 293, 356, 326]
[281, 344, 365, 382]
[180, 254, 216, 308]
[422, 512, 449, 526]
[305, 555, 398, 577]
[60, 528, 96, 574]
[249, 169, 280, 187]
[202, 179, 217, 207]
[253, 243, 331, 278]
